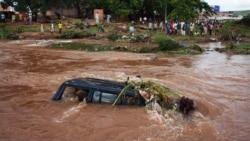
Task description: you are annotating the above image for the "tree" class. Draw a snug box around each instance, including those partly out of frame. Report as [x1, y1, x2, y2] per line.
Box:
[139, 0, 169, 21]
[1, 0, 213, 21]
[0, 0, 11, 9]
[1, 0, 53, 18]
[137, 0, 213, 22]
[1, 0, 92, 18]
[59, 0, 92, 18]
[167, 0, 214, 21]
[92, 0, 144, 19]
[1, 0, 48, 13]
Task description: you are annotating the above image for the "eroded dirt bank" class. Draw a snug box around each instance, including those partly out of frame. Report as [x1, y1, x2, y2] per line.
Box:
[0, 40, 250, 141]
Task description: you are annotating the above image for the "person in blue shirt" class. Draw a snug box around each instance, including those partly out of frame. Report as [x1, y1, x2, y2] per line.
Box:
[1, 13, 5, 22]
[129, 24, 135, 36]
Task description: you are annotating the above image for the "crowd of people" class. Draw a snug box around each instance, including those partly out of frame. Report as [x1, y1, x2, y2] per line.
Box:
[1, 12, 223, 38]
[133, 16, 222, 37]
[165, 21, 222, 36]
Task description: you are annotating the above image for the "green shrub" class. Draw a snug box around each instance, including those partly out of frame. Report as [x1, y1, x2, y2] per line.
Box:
[85, 26, 100, 32]
[220, 21, 248, 40]
[107, 32, 120, 41]
[51, 42, 112, 51]
[153, 35, 181, 51]
[74, 20, 83, 26]
[0, 23, 11, 39]
[188, 44, 204, 52]
[238, 17, 250, 26]
[15, 26, 24, 33]
[0, 23, 21, 40]
[226, 42, 236, 49]
[8, 34, 19, 40]
[59, 30, 94, 39]
[138, 46, 152, 53]
[133, 34, 151, 42]
[21, 25, 40, 32]
[220, 22, 231, 40]
[112, 46, 130, 51]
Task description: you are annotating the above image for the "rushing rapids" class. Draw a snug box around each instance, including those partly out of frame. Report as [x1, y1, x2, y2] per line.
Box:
[0, 40, 249, 141]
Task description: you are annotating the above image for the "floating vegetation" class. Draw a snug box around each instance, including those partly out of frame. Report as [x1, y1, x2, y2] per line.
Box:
[215, 43, 250, 54]
[112, 77, 195, 116]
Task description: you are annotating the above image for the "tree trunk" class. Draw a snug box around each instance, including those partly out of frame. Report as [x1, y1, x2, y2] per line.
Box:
[74, 3, 83, 18]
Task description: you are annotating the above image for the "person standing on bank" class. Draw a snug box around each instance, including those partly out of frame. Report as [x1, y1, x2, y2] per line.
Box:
[11, 14, 16, 24]
[50, 22, 54, 36]
[129, 24, 135, 36]
[58, 21, 63, 34]
[1, 13, 5, 22]
[95, 12, 99, 25]
[86, 17, 90, 28]
[40, 24, 44, 33]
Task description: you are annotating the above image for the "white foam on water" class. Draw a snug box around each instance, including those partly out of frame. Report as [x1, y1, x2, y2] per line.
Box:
[53, 101, 86, 123]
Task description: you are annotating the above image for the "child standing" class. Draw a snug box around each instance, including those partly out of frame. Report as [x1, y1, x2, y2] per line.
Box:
[58, 21, 63, 34]
[50, 22, 54, 36]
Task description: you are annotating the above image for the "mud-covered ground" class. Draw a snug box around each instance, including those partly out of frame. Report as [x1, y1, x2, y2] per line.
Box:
[0, 39, 250, 141]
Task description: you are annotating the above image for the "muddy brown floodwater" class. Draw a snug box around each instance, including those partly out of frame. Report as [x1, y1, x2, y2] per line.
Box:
[0, 40, 250, 141]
